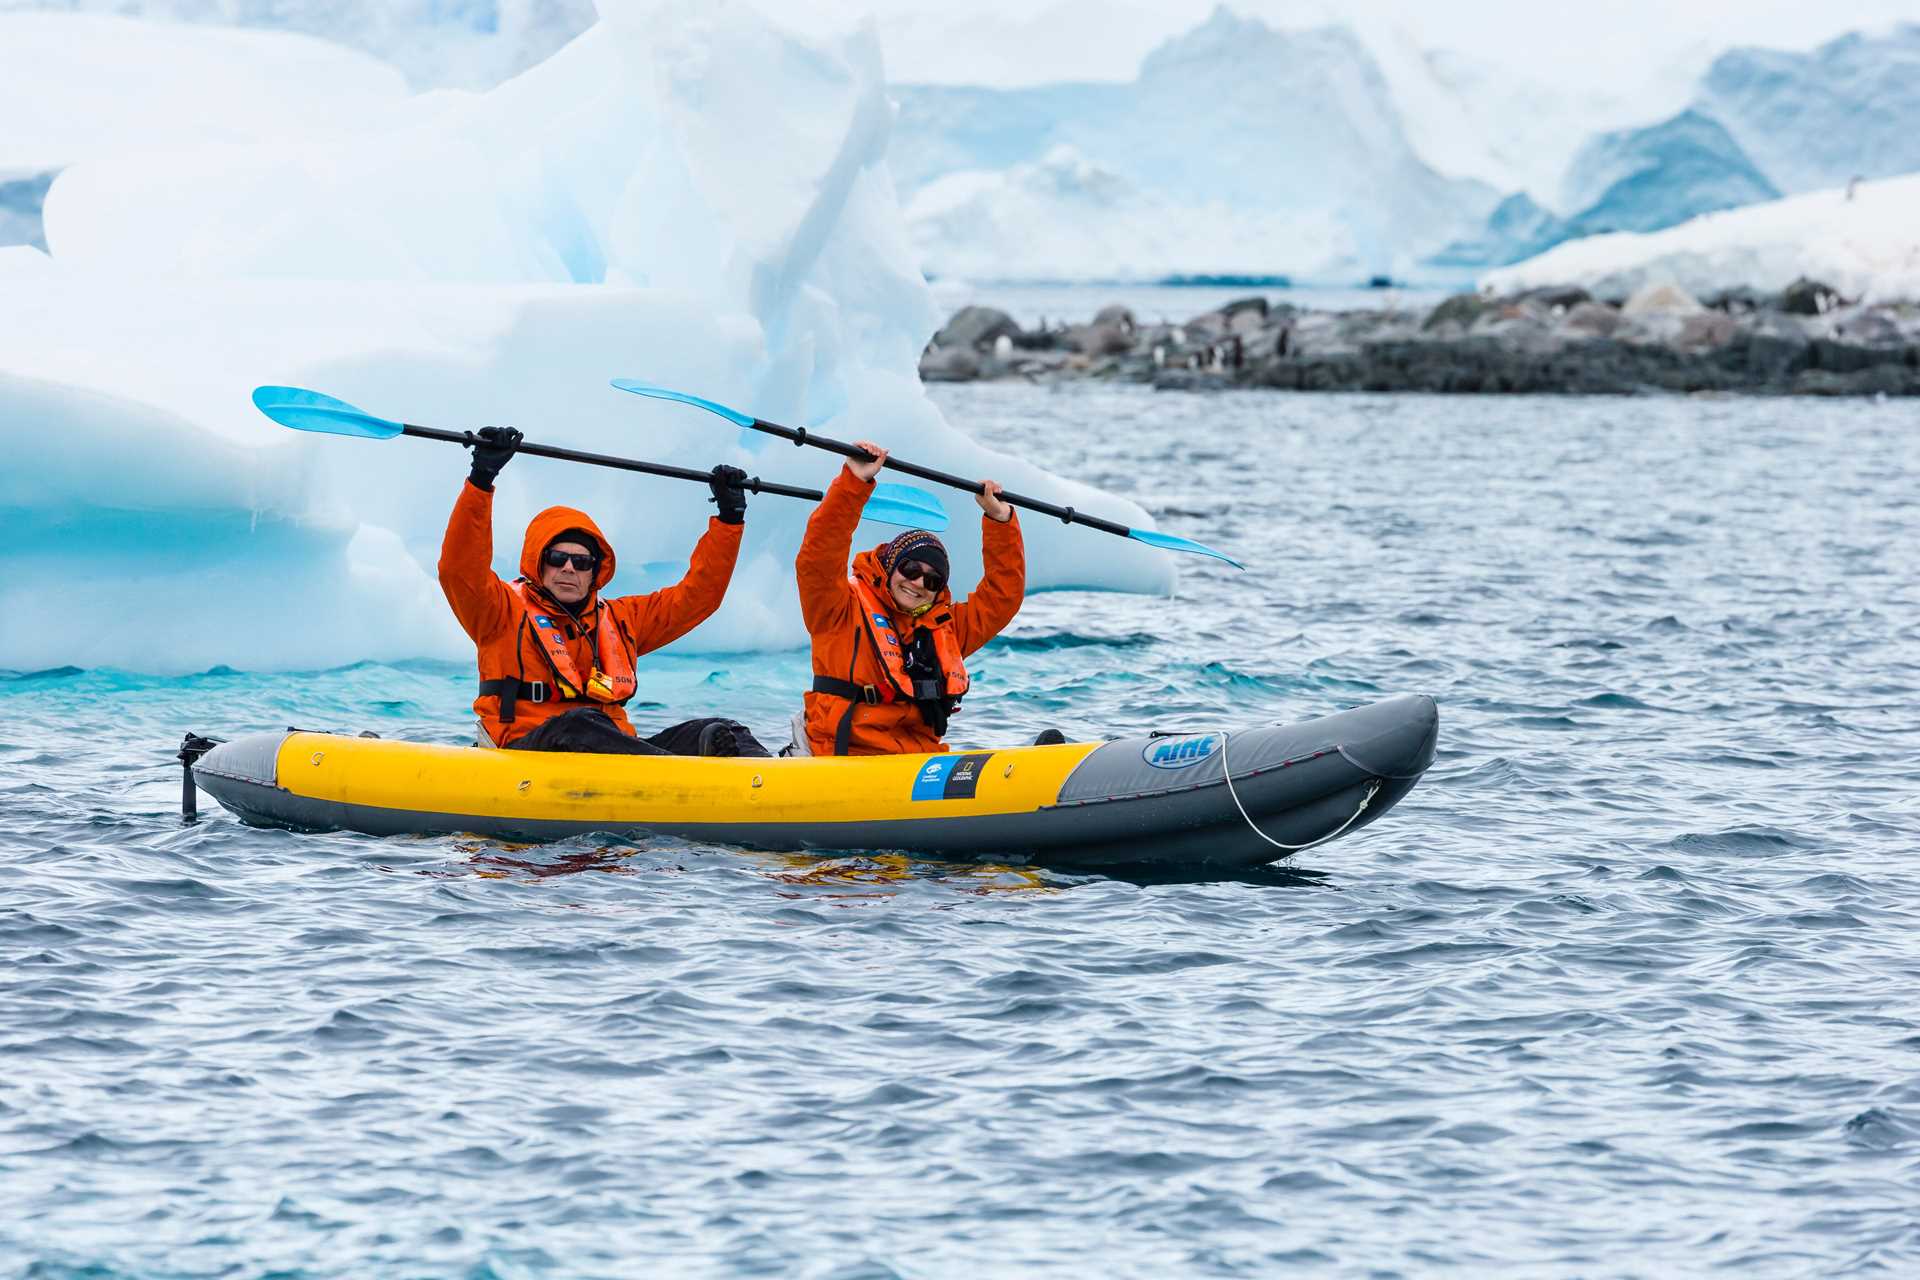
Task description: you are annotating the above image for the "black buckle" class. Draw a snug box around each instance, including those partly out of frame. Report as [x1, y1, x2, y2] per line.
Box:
[861, 684, 881, 705]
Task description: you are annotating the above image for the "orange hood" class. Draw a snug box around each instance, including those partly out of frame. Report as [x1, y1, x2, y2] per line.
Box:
[851, 544, 950, 620]
[519, 506, 617, 596]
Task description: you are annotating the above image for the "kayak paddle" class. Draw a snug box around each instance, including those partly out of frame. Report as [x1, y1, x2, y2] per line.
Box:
[251, 386, 949, 531]
[609, 379, 1243, 567]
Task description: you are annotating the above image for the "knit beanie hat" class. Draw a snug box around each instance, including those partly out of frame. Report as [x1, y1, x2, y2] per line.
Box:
[880, 529, 949, 582]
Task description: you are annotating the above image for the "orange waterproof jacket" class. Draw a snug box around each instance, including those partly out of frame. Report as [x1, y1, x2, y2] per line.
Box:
[796, 467, 1024, 755]
[438, 480, 742, 746]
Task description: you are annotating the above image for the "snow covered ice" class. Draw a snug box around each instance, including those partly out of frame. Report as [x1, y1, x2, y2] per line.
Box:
[1482, 172, 1920, 303]
[0, 1, 1174, 674]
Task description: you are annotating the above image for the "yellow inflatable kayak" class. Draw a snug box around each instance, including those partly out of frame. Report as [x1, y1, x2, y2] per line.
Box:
[187, 694, 1437, 869]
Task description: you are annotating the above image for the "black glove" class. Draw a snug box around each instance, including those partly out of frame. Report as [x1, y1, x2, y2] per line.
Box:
[708, 464, 749, 525]
[465, 426, 522, 491]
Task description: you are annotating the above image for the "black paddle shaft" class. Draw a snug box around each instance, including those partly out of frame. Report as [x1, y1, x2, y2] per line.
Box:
[402, 423, 824, 501]
[746, 417, 1133, 536]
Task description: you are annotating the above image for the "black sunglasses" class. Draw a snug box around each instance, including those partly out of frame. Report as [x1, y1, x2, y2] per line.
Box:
[895, 559, 946, 593]
[542, 549, 599, 572]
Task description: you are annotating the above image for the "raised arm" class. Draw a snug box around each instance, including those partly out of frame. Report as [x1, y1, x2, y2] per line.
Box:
[952, 480, 1024, 655]
[606, 516, 743, 655]
[438, 479, 515, 643]
[796, 453, 882, 636]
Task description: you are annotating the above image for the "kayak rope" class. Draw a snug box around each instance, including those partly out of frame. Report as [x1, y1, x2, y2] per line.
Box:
[1216, 729, 1382, 853]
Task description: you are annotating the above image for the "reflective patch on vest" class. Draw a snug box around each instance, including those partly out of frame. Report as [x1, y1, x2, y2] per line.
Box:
[1142, 734, 1218, 769]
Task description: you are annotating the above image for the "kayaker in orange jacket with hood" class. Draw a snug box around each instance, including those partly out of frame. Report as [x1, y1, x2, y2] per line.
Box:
[439, 427, 770, 757]
[794, 440, 1024, 756]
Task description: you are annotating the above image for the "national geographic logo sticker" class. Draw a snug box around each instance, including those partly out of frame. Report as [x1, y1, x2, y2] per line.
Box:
[909, 752, 995, 801]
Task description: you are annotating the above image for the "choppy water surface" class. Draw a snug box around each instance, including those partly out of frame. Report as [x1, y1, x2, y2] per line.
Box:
[4, 388, 1918, 1277]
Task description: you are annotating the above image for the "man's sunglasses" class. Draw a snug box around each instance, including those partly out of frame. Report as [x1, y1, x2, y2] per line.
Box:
[542, 549, 599, 572]
[895, 559, 946, 593]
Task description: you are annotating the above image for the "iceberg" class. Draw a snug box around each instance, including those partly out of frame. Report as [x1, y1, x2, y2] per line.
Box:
[0, 0, 1174, 674]
[0, 12, 410, 176]
[1479, 172, 1920, 303]
[890, 8, 1500, 283]
[0, 2, 599, 92]
[1456, 24, 1920, 264]
[0, 12, 412, 251]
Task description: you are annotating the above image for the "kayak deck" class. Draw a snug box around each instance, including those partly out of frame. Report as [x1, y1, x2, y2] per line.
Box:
[191, 694, 1438, 870]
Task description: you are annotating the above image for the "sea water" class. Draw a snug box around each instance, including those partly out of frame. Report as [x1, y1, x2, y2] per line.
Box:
[3, 387, 1917, 1276]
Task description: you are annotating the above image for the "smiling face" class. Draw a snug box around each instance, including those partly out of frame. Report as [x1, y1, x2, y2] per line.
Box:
[887, 559, 940, 612]
[540, 540, 597, 606]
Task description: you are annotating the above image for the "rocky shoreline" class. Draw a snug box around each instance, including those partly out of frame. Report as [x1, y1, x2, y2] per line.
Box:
[921, 281, 1920, 396]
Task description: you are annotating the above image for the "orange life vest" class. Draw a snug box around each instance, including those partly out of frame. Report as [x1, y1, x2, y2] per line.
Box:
[484, 581, 638, 717]
[811, 574, 969, 755]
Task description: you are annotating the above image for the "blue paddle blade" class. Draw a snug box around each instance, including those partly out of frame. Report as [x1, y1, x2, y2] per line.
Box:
[864, 483, 948, 532]
[610, 379, 754, 428]
[252, 385, 402, 439]
[1128, 526, 1245, 569]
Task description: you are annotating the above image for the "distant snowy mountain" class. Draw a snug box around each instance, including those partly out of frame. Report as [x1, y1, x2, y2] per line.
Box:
[1494, 24, 1920, 255]
[892, 7, 1499, 282]
[1557, 109, 1780, 236]
[1697, 24, 1920, 194]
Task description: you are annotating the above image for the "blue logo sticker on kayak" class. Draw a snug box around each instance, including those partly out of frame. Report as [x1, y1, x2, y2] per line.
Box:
[910, 753, 996, 801]
[1142, 734, 1219, 769]
[911, 756, 958, 801]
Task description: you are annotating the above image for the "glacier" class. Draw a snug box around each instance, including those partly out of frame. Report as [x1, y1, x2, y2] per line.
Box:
[1467, 24, 1920, 262]
[0, 0, 1175, 674]
[890, 8, 1501, 283]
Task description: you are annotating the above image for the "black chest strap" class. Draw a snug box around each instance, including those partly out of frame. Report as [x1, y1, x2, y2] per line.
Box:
[478, 677, 552, 723]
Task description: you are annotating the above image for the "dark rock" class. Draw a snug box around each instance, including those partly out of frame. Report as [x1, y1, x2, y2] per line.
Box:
[1779, 277, 1842, 316]
[1225, 307, 1267, 337]
[1739, 324, 1811, 381]
[1830, 307, 1905, 347]
[1808, 338, 1909, 374]
[1792, 366, 1915, 396]
[1092, 304, 1137, 334]
[1062, 323, 1135, 356]
[933, 306, 1021, 350]
[1561, 302, 1622, 338]
[919, 345, 981, 382]
[1218, 296, 1270, 321]
[1152, 369, 1234, 392]
[1422, 293, 1494, 332]
[1704, 286, 1768, 313]
[1674, 311, 1737, 352]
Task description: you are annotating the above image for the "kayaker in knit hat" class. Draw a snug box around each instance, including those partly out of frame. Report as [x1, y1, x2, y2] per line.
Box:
[792, 440, 1025, 756]
[439, 426, 771, 757]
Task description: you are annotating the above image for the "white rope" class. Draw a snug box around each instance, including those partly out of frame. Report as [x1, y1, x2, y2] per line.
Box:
[1216, 728, 1382, 853]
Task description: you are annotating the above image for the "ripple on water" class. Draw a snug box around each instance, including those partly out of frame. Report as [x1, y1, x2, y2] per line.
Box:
[3, 387, 1918, 1275]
